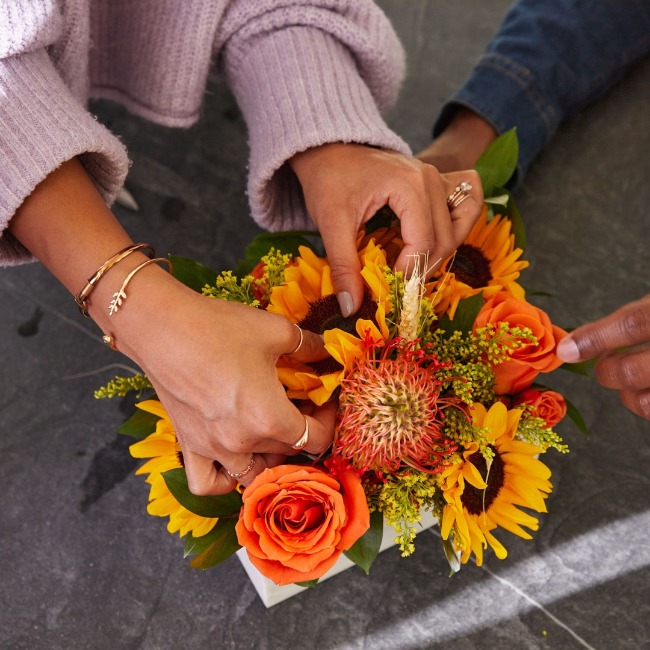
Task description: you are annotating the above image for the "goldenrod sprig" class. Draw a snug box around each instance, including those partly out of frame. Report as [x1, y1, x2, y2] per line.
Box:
[517, 412, 569, 453]
[376, 470, 439, 556]
[94, 374, 152, 399]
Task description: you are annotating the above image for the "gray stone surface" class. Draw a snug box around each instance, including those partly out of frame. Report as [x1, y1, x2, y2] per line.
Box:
[1, 1, 649, 648]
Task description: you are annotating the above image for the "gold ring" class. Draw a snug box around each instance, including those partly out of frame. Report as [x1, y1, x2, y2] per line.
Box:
[287, 324, 304, 355]
[226, 455, 256, 480]
[290, 416, 309, 450]
[446, 182, 473, 210]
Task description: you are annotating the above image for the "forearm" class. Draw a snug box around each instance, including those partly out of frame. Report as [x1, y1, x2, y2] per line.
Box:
[7, 158, 172, 344]
[217, 1, 409, 231]
[9, 159, 133, 293]
[417, 108, 497, 173]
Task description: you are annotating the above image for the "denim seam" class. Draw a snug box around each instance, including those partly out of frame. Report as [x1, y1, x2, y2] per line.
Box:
[475, 53, 557, 136]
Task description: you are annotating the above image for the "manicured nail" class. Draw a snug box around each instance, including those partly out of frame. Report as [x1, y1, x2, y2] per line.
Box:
[557, 337, 581, 363]
[337, 291, 354, 318]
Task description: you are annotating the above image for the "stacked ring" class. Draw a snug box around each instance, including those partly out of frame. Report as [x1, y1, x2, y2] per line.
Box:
[226, 455, 256, 480]
[446, 181, 473, 210]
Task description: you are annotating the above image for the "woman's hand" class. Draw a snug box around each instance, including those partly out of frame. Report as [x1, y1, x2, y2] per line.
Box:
[290, 143, 483, 317]
[9, 158, 336, 495]
[111, 271, 337, 493]
[557, 294, 650, 420]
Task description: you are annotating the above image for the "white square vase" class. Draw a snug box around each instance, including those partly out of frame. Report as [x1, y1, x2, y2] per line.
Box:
[237, 510, 438, 607]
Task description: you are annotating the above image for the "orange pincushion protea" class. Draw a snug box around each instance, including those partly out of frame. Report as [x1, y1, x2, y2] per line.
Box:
[333, 339, 460, 474]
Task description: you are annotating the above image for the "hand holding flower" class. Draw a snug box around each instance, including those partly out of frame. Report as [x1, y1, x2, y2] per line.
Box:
[557, 294, 650, 420]
[289, 143, 483, 317]
[106, 277, 336, 495]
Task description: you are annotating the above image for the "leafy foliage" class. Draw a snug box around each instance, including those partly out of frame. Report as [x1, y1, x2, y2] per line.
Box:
[162, 468, 242, 518]
[343, 510, 384, 574]
[117, 408, 160, 439]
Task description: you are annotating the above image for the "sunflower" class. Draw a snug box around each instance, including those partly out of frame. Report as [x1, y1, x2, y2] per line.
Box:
[269, 241, 391, 405]
[428, 206, 528, 319]
[129, 400, 217, 538]
[439, 401, 552, 566]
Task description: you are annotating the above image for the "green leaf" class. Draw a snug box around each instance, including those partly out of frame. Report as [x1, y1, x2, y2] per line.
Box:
[559, 358, 596, 377]
[523, 288, 553, 298]
[235, 230, 321, 276]
[169, 255, 218, 293]
[474, 128, 519, 197]
[188, 518, 241, 569]
[116, 408, 160, 439]
[343, 510, 384, 575]
[437, 292, 484, 337]
[184, 520, 234, 558]
[162, 468, 243, 518]
[565, 398, 589, 436]
[295, 579, 320, 588]
[484, 193, 510, 207]
[441, 536, 461, 576]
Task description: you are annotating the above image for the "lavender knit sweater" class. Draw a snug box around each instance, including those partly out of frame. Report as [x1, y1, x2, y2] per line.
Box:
[0, 0, 410, 265]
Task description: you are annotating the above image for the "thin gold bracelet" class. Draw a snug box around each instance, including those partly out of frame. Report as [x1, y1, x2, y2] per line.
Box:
[74, 243, 154, 317]
[107, 257, 173, 316]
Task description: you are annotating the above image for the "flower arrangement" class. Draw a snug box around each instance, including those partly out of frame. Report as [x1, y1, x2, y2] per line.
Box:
[97, 130, 587, 587]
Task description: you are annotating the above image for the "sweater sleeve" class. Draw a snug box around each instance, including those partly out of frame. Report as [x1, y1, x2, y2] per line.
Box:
[0, 6, 129, 266]
[214, 0, 410, 232]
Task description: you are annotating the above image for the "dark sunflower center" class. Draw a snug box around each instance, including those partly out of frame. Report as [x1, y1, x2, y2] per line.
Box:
[451, 244, 492, 288]
[299, 291, 377, 376]
[460, 445, 505, 515]
[299, 291, 376, 335]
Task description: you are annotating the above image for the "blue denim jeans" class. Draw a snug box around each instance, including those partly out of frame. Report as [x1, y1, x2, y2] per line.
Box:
[433, 0, 650, 182]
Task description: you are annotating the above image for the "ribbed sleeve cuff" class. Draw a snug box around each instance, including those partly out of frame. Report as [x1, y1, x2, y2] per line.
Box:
[225, 26, 410, 231]
[433, 52, 560, 184]
[0, 49, 129, 265]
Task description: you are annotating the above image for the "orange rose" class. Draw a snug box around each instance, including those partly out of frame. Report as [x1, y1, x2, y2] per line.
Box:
[235, 464, 369, 586]
[513, 388, 567, 427]
[473, 292, 567, 395]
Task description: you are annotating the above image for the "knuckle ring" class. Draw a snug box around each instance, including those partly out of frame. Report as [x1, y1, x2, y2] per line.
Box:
[290, 416, 310, 450]
[287, 323, 304, 355]
[226, 455, 256, 480]
[446, 181, 473, 210]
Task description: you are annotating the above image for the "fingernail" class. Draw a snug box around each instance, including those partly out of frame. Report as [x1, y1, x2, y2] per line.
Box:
[557, 336, 581, 363]
[337, 291, 354, 318]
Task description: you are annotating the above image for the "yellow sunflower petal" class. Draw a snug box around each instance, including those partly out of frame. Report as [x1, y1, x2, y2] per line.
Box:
[483, 402, 508, 439]
[130, 436, 177, 459]
[136, 399, 169, 420]
[462, 460, 488, 489]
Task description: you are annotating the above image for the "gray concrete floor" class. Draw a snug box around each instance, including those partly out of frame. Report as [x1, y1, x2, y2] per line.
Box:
[1, 1, 649, 649]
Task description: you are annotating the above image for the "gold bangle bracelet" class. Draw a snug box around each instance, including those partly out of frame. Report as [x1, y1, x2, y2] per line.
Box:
[75, 243, 155, 317]
[107, 257, 173, 316]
